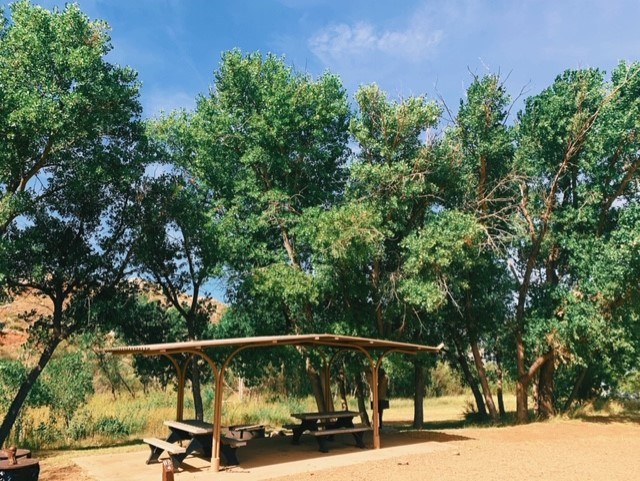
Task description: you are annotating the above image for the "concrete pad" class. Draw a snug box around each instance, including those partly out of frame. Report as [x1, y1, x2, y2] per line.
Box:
[73, 430, 456, 481]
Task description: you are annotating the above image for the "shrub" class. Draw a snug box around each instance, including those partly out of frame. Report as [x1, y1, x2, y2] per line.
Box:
[68, 411, 94, 440]
[38, 350, 94, 425]
[94, 416, 131, 437]
[427, 361, 465, 397]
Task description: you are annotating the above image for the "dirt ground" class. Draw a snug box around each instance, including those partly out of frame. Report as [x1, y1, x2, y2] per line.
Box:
[37, 417, 640, 481]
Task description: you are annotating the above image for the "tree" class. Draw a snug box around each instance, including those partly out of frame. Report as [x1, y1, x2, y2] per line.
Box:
[401, 210, 510, 423]
[311, 84, 444, 424]
[512, 63, 640, 422]
[408, 74, 515, 422]
[0, 1, 145, 445]
[192, 51, 350, 329]
[0, 0, 141, 235]
[336, 85, 442, 337]
[131, 173, 221, 420]
[160, 50, 351, 410]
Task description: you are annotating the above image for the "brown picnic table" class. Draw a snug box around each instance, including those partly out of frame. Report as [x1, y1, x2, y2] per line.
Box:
[143, 420, 264, 469]
[288, 411, 371, 452]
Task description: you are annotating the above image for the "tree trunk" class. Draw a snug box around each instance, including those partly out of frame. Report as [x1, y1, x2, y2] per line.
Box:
[355, 373, 371, 426]
[537, 352, 555, 419]
[413, 359, 427, 429]
[453, 338, 487, 418]
[515, 376, 529, 423]
[372, 258, 384, 336]
[532, 374, 539, 414]
[470, 340, 500, 422]
[495, 351, 506, 417]
[562, 366, 589, 412]
[515, 330, 529, 423]
[306, 358, 327, 412]
[321, 370, 335, 412]
[337, 369, 349, 410]
[0, 336, 62, 446]
[191, 361, 204, 421]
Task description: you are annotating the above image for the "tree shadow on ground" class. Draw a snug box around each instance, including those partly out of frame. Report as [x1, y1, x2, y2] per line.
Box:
[385, 421, 474, 442]
[566, 399, 640, 425]
[572, 413, 640, 425]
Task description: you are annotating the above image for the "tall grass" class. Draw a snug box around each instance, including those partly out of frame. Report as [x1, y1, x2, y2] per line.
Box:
[9, 386, 489, 450]
[8, 387, 322, 450]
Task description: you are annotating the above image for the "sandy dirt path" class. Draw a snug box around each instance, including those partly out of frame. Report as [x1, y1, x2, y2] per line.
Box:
[38, 418, 640, 481]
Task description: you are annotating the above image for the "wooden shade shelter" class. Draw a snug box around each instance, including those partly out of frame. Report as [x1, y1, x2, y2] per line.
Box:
[104, 334, 443, 473]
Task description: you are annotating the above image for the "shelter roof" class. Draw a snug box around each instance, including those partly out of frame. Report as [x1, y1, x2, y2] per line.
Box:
[103, 333, 443, 357]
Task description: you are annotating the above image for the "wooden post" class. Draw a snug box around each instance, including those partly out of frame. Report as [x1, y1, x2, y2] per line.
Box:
[371, 364, 380, 449]
[162, 460, 174, 481]
[6, 447, 17, 466]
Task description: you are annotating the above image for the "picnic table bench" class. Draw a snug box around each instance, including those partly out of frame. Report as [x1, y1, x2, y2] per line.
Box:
[143, 420, 264, 469]
[288, 411, 371, 453]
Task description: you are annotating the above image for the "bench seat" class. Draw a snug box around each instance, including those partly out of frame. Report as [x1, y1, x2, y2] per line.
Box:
[308, 426, 372, 437]
[223, 424, 266, 441]
[143, 437, 188, 469]
[289, 425, 371, 453]
[143, 437, 186, 454]
[221, 437, 247, 448]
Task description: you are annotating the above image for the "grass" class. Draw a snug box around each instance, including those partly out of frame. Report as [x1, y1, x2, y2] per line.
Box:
[565, 397, 640, 423]
[10, 386, 639, 453]
[10, 388, 482, 451]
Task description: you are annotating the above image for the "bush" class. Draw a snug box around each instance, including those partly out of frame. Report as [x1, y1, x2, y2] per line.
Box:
[618, 371, 640, 398]
[427, 361, 465, 397]
[94, 416, 131, 437]
[38, 350, 94, 425]
[68, 412, 94, 440]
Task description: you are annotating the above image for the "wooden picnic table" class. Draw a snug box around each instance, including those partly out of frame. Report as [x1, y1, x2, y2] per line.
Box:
[143, 420, 263, 469]
[288, 411, 371, 452]
[143, 419, 214, 469]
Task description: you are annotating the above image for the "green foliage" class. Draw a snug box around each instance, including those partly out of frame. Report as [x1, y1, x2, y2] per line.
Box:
[350, 84, 440, 165]
[93, 415, 131, 438]
[37, 350, 94, 426]
[0, 359, 27, 411]
[0, 0, 147, 444]
[400, 211, 485, 313]
[619, 371, 640, 395]
[0, 0, 143, 231]
[513, 63, 640, 392]
[176, 50, 351, 335]
[426, 361, 466, 398]
[0, 359, 49, 409]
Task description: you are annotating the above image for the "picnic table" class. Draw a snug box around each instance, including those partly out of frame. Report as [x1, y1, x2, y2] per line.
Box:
[143, 420, 264, 469]
[288, 411, 371, 452]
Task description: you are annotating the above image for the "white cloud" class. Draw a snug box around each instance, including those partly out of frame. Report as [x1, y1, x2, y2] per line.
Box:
[143, 89, 196, 118]
[309, 12, 443, 64]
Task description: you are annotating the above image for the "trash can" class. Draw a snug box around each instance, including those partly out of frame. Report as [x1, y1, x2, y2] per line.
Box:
[0, 448, 39, 481]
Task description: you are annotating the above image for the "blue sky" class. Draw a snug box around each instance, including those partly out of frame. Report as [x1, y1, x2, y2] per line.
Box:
[30, 0, 640, 117]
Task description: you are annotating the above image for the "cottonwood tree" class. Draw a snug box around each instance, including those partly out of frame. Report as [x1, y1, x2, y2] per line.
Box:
[0, 1, 146, 445]
[0, 1, 141, 235]
[163, 50, 351, 409]
[130, 173, 221, 420]
[512, 63, 640, 422]
[406, 74, 515, 422]
[307, 85, 445, 425]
